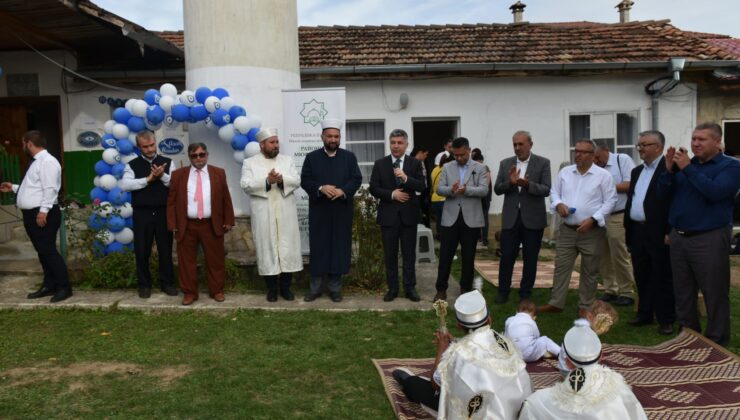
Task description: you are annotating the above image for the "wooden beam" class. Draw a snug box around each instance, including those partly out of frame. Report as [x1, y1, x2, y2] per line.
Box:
[0, 10, 75, 52]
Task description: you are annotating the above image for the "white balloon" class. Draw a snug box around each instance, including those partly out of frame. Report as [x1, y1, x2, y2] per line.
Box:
[219, 96, 235, 111]
[218, 124, 236, 143]
[205, 117, 218, 130]
[233, 150, 246, 163]
[249, 114, 263, 130]
[179, 90, 196, 106]
[120, 153, 138, 164]
[125, 99, 137, 113]
[97, 202, 114, 218]
[128, 133, 138, 144]
[96, 228, 115, 245]
[163, 115, 180, 129]
[99, 174, 118, 191]
[93, 176, 101, 187]
[158, 95, 175, 113]
[233, 116, 250, 134]
[245, 141, 260, 158]
[112, 123, 130, 140]
[160, 83, 178, 98]
[117, 202, 133, 218]
[145, 120, 162, 131]
[114, 227, 134, 245]
[132, 100, 148, 117]
[103, 120, 116, 134]
[102, 148, 121, 165]
[204, 96, 221, 113]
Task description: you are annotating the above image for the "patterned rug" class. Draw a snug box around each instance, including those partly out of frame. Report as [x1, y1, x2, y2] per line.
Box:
[373, 330, 740, 420]
[475, 259, 592, 290]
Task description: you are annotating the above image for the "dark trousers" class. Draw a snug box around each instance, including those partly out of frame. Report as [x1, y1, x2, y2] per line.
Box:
[480, 198, 491, 245]
[629, 224, 675, 325]
[436, 213, 479, 292]
[176, 219, 225, 298]
[381, 220, 417, 293]
[22, 205, 70, 291]
[398, 375, 439, 411]
[670, 227, 731, 347]
[431, 201, 444, 236]
[498, 211, 544, 300]
[133, 207, 174, 289]
[265, 272, 292, 291]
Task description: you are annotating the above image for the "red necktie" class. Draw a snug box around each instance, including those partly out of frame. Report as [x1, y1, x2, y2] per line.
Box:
[195, 169, 204, 219]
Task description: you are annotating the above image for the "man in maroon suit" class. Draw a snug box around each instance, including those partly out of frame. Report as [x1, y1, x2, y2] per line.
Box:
[167, 143, 235, 305]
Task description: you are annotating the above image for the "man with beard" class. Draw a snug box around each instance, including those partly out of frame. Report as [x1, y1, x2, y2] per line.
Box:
[300, 119, 363, 303]
[1, 131, 72, 302]
[119, 130, 178, 299]
[241, 128, 302, 302]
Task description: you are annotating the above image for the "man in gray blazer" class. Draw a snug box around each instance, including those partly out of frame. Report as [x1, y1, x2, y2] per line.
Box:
[493, 131, 551, 303]
[434, 137, 490, 301]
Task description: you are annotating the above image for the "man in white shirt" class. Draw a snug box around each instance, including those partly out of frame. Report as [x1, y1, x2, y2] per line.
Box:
[593, 139, 636, 307]
[433, 138, 453, 166]
[1, 131, 72, 302]
[539, 139, 617, 315]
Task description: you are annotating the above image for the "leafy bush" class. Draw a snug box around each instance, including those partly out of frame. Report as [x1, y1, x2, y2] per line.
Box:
[348, 187, 385, 290]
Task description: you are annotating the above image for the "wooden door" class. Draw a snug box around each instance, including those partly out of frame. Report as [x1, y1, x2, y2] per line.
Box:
[0, 104, 29, 172]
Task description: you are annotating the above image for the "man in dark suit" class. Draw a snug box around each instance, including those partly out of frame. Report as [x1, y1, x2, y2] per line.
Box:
[369, 129, 426, 302]
[625, 131, 676, 335]
[493, 131, 551, 303]
[167, 143, 235, 306]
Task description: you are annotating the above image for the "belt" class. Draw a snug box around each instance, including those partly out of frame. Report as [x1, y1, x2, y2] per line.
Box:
[187, 218, 211, 223]
[611, 209, 625, 215]
[674, 229, 710, 237]
[21, 205, 58, 214]
[562, 223, 579, 230]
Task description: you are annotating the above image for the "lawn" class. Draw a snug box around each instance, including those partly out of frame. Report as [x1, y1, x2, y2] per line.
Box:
[1, 287, 738, 419]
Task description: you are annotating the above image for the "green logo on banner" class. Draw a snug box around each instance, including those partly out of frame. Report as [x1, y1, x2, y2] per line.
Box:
[300, 99, 328, 127]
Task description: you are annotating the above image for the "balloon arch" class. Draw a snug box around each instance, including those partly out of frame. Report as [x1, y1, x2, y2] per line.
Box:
[87, 83, 262, 256]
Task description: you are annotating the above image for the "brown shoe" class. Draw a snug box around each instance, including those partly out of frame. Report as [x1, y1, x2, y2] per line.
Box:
[182, 294, 198, 306]
[211, 292, 225, 302]
[537, 304, 563, 314]
[433, 291, 447, 302]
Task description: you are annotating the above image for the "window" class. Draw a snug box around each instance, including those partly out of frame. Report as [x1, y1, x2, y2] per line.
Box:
[569, 112, 639, 162]
[723, 120, 740, 157]
[346, 120, 385, 183]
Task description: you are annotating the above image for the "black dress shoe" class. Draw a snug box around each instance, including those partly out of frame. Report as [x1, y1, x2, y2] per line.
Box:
[614, 296, 635, 306]
[383, 290, 398, 302]
[405, 290, 421, 302]
[50, 288, 73, 303]
[433, 291, 447, 302]
[392, 369, 411, 384]
[27, 287, 56, 299]
[599, 293, 618, 302]
[330, 292, 343, 302]
[627, 317, 653, 327]
[280, 289, 295, 301]
[304, 293, 320, 302]
[658, 324, 674, 335]
[267, 289, 278, 302]
[494, 293, 508, 304]
[138, 288, 151, 299]
[161, 285, 178, 296]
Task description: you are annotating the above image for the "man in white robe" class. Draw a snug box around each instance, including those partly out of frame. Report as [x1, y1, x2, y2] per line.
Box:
[241, 128, 303, 301]
[519, 319, 647, 420]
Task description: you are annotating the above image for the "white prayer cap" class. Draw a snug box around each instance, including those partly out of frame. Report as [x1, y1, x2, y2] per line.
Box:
[563, 319, 602, 367]
[321, 118, 343, 131]
[256, 128, 278, 143]
[455, 290, 489, 329]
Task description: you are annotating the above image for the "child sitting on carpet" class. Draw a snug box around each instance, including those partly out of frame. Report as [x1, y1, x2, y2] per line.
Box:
[558, 300, 618, 376]
[505, 299, 561, 362]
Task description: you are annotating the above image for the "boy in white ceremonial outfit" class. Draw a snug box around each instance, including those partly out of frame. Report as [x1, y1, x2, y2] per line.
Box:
[504, 299, 561, 362]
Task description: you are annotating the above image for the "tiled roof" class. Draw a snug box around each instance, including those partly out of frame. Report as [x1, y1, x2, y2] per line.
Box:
[706, 38, 740, 59]
[158, 31, 184, 49]
[154, 20, 738, 69]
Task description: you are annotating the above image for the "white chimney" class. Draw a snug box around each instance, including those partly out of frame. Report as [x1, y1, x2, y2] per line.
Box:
[510, 1, 526, 24]
[616, 0, 634, 23]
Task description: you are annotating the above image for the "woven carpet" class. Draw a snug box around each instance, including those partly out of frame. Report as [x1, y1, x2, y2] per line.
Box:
[373, 330, 740, 420]
[475, 259, 595, 290]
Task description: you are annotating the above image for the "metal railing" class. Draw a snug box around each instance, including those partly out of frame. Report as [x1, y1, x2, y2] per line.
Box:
[1, 154, 20, 205]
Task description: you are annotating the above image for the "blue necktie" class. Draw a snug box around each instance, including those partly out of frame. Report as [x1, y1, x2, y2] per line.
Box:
[393, 158, 402, 186]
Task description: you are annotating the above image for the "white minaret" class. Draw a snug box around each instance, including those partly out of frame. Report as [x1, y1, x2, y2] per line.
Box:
[183, 0, 301, 215]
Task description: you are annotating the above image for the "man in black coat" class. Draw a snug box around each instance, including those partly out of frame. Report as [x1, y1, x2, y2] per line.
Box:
[624, 130, 675, 335]
[369, 129, 426, 302]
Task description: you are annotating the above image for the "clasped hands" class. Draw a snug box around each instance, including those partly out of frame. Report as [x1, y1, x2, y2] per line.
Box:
[146, 164, 166, 183]
[320, 184, 345, 200]
[555, 203, 595, 233]
[664, 146, 690, 173]
[509, 166, 529, 188]
[266, 168, 283, 185]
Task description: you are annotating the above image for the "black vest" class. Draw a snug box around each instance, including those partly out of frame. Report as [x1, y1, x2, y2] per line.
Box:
[129, 155, 172, 208]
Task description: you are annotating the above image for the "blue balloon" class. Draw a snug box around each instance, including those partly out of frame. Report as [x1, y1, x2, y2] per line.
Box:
[171, 104, 191, 122]
[88, 213, 106, 230]
[228, 106, 247, 121]
[195, 87, 212, 104]
[90, 187, 108, 202]
[94, 160, 112, 176]
[107, 215, 126, 232]
[212, 88, 229, 99]
[127, 116, 146, 133]
[190, 105, 209, 121]
[230, 134, 249, 151]
[124, 217, 134, 229]
[101, 134, 117, 149]
[144, 89, 161, 105]
[111, 163, 126, 179]
[112, 107, 132, 124]
[247, 127, 260, 142]
[106, 241, 125, 254]
[107, 187, 128, 206]
[116, 139, 134, 155]
[125, 243, 134, 251]
[133, 146, 141, 156]
[145, 105, 165, 124]
[210, 109, 230, 126]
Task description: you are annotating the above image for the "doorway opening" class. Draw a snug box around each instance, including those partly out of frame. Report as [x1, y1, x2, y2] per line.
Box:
[412, 118, 459, 173]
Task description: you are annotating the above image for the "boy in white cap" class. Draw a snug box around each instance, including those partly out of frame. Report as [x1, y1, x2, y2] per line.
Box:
[241, 128, 303, 302]
[519, 319, 647, 420]
[393, 290, 532, 419]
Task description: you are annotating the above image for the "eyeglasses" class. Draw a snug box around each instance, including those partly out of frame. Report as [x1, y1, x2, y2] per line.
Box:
[189, 152, 208, 159]
[635, 143, 659, 149]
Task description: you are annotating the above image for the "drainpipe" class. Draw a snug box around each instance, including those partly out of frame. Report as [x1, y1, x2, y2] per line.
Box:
[647, 58, 686, 130]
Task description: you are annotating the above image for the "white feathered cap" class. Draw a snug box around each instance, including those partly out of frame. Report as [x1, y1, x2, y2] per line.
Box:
[454, 290, 489, 329]
[563, 319, 602, 367]
[256, 128, 278, 143]
[320, 118, 343, 131]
